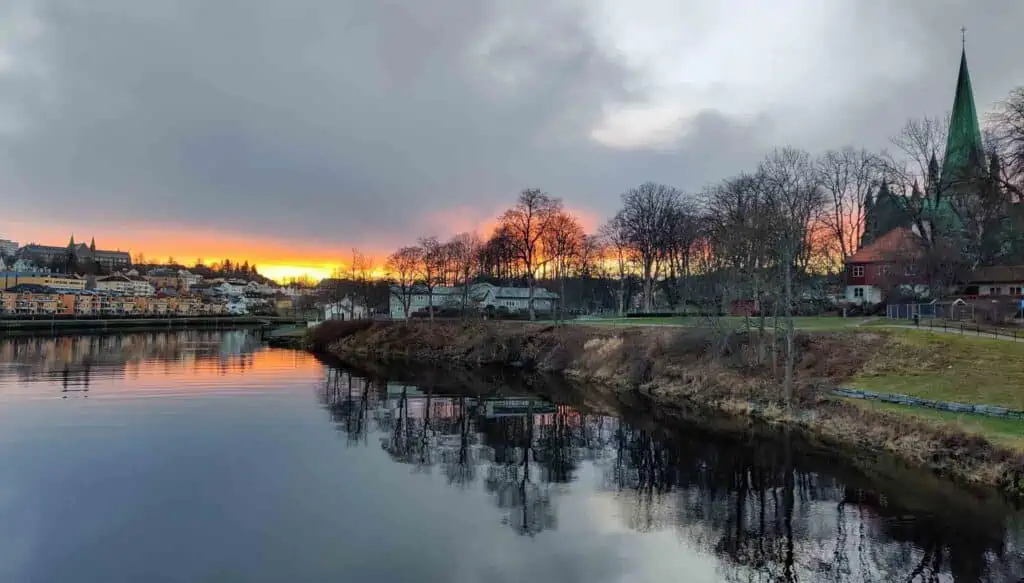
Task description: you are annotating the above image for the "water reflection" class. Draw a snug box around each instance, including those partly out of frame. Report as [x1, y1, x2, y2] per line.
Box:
[320, 365, 1024, 582]
[0, 330, 304, 399]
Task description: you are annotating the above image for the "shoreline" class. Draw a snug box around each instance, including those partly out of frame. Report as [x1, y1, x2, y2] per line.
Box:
[0, 315, 299, 336]
[304, 319, 1024, 497]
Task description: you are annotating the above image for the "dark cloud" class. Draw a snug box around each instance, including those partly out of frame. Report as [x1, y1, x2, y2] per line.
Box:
[1, 0, 1023, 249]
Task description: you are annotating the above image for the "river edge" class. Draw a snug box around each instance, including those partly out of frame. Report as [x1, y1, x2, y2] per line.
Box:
[302, 319, 1024, 498]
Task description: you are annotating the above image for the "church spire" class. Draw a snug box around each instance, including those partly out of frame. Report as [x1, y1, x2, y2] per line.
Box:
[68, 234, 75, 247]
[941, 32, 985, 185]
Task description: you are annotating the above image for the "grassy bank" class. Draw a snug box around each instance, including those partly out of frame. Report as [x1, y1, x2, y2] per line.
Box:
[307, 319, 1024, 495]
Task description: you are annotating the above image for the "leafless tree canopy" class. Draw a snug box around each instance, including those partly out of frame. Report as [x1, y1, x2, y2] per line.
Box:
[499, 189, 564, 320]
[816, 147, 882, 263]
[386, 245, 422, 321]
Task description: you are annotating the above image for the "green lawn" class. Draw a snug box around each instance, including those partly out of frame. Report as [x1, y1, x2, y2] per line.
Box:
[576, 315, 873, 331]
[849, 329, 1024, 410]
[845, 398, 1024, 451]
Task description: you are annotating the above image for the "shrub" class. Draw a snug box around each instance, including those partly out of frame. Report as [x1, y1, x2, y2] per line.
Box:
[309, 319, 377, 350]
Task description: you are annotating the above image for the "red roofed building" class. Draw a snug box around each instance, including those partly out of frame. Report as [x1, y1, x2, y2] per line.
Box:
[844, 227, 930, 304]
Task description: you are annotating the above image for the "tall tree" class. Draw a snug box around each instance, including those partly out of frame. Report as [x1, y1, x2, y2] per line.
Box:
[386, 246, 422, 322]
[499, 189, 563, 320]
[989, 87, 1024, 198]
[541, 211, 585, 322]
[446, 232, 482, 317]
[618, 182, 680, 312]
[759, 147, 824, 408]
[416, 236, 445, 321]
[598, 213, 633, 317]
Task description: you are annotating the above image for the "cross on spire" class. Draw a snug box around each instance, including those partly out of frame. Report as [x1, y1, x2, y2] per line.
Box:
[961, 26, 966, 50]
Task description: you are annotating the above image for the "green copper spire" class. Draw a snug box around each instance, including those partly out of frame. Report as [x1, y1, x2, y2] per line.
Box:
[941, 43, 984, 185]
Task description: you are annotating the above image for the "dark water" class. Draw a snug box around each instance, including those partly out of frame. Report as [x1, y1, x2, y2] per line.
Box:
[1, 331, 1022, 582]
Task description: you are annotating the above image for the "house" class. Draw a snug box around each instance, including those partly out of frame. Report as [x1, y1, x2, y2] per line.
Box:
[324, 296, 369, 320]
[959, 266, 1024, 298]
[177, 269, 202, 291]
[476, 284, 558, 313]
[388, 285, 465, 319]
[844, 227, 930, 305]
[95, 274, 135, 295]
[0, 238, 18, 258]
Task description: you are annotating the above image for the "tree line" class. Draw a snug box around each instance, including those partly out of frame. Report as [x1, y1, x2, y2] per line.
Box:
[364, 87, 1023, 320]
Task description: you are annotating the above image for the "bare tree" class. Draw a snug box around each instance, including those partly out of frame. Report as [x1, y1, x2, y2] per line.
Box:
[386, 246, 422, 322]
[415, 236, 445, 321]
[760, 147, 824, 408]
[618, 182, 680, 312]
[446, 232, 483, 317]
[542, 211, 585, 322]
[883, 116, 948, 246]
[499, 189, 563, 320]
[989, 87, 1024, 198]
[351, 248, 373, 319]
[598, 213, 633, 317]
[663, 197, 702, 309]
[816, 147, 882, 263]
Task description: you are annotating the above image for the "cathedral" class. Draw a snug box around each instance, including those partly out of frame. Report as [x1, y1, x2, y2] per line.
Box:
[847, 38, 1024, 304]
[859, 37, 1022, 265]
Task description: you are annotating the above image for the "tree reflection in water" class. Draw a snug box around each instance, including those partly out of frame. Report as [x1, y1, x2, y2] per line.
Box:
[319, 366, 1024, 581]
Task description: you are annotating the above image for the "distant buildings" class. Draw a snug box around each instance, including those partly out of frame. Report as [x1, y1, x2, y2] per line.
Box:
[0, 239, 18, 258]
[17, 236, 130, 272]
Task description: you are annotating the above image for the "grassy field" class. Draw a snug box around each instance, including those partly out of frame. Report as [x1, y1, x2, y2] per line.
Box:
[577, 315, 875, 330]
[849, 329, 1024, 410]
[845, 398, 1024, 451]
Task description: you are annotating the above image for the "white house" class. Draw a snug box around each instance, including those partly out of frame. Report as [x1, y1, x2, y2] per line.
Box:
[324, 296, 370, 320]
[388, 283, 559, 319]
[95, 274, 135, 295]
[477, 284, 558, 313]
[389, 285, 465, 319]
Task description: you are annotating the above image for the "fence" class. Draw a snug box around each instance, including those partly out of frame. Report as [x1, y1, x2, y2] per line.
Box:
[886, 301, 974, 321]
[886, 302, 1024, 341]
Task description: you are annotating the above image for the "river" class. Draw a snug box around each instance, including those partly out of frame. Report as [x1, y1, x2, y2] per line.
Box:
[0, 330, 1021, 582]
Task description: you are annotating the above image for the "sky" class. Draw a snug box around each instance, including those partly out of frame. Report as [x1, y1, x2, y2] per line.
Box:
[1, 0, 1023, 281]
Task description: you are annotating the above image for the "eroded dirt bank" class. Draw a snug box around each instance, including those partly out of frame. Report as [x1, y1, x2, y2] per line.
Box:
[309, 319, 1024, 496]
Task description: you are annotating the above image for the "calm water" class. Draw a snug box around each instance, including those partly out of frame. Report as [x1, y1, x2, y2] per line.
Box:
[1, 331, 1023, 582]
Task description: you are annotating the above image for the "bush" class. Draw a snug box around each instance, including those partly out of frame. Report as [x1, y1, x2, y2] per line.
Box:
[309, 319, 377, 350]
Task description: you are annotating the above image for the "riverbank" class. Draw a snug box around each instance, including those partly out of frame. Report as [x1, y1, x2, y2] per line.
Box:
[308, 319, 1024, 496]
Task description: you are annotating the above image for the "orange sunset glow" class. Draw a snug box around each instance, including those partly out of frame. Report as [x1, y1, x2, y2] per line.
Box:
[5, 205, 603, 282]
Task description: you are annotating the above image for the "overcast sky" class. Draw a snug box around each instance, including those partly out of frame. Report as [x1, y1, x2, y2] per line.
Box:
[1, 0, 1023, 271]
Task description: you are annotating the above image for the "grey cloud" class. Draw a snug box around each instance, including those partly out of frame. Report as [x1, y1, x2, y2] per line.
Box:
[1, 0, 1023, 249]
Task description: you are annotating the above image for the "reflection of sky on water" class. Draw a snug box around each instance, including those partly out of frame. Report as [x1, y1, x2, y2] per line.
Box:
[0, 331, 1022, 582]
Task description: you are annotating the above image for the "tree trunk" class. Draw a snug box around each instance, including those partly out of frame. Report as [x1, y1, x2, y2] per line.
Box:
[559, 276, 567, 324]
[528, 279, 536, 321]
[617, 277, 625, 317]
[783, 251, 795, 410]
[427, 289, 434, 322]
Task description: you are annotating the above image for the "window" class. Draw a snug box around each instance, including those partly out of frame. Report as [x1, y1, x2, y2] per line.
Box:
[990, 287, 1001, 296]
[851, 265, 864, 278]
[881, 265, 892, 277]
[1011, 287, 1023, 296]
[853, 288, 865, 298]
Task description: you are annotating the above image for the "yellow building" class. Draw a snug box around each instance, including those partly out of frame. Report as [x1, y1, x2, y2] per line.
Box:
[0, 273, 85, 292]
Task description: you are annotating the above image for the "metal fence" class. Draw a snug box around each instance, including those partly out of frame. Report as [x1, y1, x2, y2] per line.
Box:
[886, 301, 974, 321]
[885, 301, 1024, 341]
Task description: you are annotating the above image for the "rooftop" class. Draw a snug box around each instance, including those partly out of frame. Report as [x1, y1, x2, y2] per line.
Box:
[847, 227, 923, 264]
